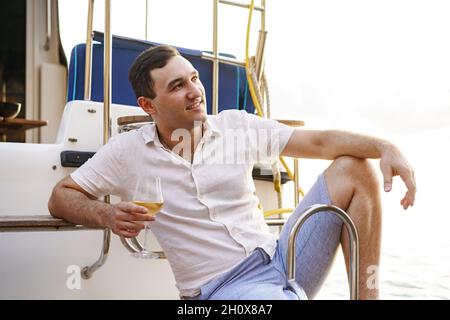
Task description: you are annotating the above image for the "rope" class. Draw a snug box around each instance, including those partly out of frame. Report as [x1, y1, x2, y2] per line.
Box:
[248, 58, 265, 117]
[245, 0, 264, 117]
[262, 73, 270, 119]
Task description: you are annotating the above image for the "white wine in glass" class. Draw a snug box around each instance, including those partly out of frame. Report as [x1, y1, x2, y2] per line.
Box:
[132, 201, 163, 215]
[131, 177, 163, 259]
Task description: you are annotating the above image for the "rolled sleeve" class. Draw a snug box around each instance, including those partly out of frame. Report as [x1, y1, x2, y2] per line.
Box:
[244, 112, 295, 163]
[70, 136, 124, 198]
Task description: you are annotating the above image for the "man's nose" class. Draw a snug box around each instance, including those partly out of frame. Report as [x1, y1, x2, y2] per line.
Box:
[187, 81, 203, 100]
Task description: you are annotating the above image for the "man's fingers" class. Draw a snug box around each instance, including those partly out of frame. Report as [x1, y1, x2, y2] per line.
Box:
[380, 146, 417, 210]
[400, 171, 417, 198]
[123, 220, 145, 230]
[116, 211, 155, 224]
[109, 202, 156, 237]
[407, 191, 415, 207]
[115, 202, 155, 221]
[111, 224, 139, 238]
[400, 193, 409, 210]
[116, 221, 145, 238]
[120, 229, 140, 238]
[380, 164, 393, 192]
[117, 201, 148, 214]
[400, 190, 415, 210]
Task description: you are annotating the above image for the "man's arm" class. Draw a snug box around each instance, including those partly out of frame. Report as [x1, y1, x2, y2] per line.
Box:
[48, 176, 154, 237]
[281, 129, 416, 209]
[280, 129, 390, 160]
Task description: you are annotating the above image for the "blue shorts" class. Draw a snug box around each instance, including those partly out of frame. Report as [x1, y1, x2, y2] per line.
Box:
[193, 173, 343, 300]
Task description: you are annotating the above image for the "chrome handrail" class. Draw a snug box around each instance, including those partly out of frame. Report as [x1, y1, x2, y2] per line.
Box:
[144, 0, 149, 40]
[120, 235, 140, 252]
[119, 235, 166, 258]
[83, 0, 94, 100]
[219, 0, 265, 11]
[287, 204, 360, 300]
[81, 219, 111, 279]
[212, 0, 219, 115]
[81, 0, 113, 279]
[293, 159, 299, 206]
[43, 0, 52, 50]
[201, 53, 245, 67]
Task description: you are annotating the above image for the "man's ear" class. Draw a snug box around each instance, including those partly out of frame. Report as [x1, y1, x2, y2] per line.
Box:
[137, 97, 156, 115]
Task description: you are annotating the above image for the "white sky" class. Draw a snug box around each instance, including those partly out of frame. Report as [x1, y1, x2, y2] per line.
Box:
[59, 0, 450, 134]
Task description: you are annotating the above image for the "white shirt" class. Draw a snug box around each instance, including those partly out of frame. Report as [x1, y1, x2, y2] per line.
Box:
[71, 110, 294, 297]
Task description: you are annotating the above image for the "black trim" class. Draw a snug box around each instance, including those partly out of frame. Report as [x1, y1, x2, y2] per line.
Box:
[60, 151, 95, 167]
[252, 167, 291, 184]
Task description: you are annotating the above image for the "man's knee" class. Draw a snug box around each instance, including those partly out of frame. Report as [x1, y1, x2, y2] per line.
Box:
[329, 156, 380, 193]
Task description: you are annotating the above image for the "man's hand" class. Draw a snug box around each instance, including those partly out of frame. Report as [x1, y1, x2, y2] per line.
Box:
[105, 201, 155, 238]
[379, 144, 416, 210]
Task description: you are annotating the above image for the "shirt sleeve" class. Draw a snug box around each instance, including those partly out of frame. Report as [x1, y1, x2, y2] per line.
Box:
[244, 111, 295, 164]
[70, 136, 124, 198]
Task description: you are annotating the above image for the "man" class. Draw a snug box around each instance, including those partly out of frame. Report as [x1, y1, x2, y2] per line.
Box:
[48, 45, 416, 300]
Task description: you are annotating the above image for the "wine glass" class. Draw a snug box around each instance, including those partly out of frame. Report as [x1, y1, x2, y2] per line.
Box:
[131, 177, 163, 259]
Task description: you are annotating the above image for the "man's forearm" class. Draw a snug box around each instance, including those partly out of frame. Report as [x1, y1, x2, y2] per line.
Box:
[48, 187, 111, 228]
[319, 130, 392, 160]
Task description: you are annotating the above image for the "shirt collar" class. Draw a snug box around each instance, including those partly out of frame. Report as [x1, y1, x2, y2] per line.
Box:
[141, 123, 159, 145]
[203, 117, 222, 140]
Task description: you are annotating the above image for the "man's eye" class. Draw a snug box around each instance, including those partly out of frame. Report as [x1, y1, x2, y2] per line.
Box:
[173, 83, 183, 90]
[192, 75, 198, 81]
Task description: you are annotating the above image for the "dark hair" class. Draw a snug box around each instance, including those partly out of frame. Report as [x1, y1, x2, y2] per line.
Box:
[128, 45, 180, 99]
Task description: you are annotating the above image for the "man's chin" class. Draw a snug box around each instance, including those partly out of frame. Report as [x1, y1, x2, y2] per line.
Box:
[187, 113, 207, 127]
[199, 112, 207, 122]
[195, 108, 207, 122]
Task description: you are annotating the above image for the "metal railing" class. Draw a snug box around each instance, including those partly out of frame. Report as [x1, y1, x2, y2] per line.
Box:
[286, 204, 360, 300]
[80, 0, 113, 279]
[211, 0, 266, 115]
[0, 215, 102, 232]
[83, 0, 94, 100]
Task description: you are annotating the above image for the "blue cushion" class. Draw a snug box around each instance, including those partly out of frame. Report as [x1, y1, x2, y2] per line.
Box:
[67, 32, 255, 115]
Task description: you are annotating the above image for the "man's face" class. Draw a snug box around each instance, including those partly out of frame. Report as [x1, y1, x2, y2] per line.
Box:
[146, 55, 207, 130]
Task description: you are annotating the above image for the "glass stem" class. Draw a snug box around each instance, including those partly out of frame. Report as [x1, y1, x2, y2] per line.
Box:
[143, 225, 149, 252]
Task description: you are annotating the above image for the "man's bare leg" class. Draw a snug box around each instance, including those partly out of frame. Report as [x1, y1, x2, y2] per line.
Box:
[324, 156, 382, 300]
